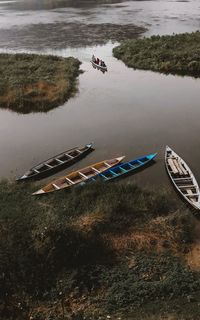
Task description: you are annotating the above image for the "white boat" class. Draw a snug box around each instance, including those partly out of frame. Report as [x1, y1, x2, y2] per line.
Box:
[165, 146, 200, 210]
[91, 57, 107, 72]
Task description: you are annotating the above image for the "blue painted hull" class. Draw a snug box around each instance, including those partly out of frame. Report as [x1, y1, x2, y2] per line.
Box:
[89, 153, 157, 182]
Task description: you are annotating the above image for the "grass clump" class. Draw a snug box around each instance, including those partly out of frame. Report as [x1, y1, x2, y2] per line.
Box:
[1, 180, 200, 319]
[0, 53, 81, 113]
[113, 31, 200, 77]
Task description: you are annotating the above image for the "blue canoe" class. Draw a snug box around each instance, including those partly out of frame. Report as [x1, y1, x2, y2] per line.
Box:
[89, 153, 157, 182]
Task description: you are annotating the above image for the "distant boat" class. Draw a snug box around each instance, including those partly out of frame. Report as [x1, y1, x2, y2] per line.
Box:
[165, 146, 200, 210]
[17, 143, 94, 181]
[32, 156, 125, 195]
[91, 60, 107, 72]
[88, 153, 157, 182]
[91, 55, 107, 72]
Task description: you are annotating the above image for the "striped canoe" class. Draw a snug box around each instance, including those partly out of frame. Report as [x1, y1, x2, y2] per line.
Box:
[17, 143, 94, 181]
[88, 153, 157, 182]
[32, 156, 125, 195]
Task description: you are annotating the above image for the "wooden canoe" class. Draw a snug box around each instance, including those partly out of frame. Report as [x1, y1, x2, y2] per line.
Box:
[91, 60, 107, 72]
[88, 153, 157, 182]
[32, 156, 125, 195]
[165, 146, 200, 210]
[17, 143, 94, 181]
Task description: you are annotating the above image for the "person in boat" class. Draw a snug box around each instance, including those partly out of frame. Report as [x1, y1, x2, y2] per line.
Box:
[101, 61, 106, 67]
[92, 54, 96, 62]
[96, 57, 99, 65]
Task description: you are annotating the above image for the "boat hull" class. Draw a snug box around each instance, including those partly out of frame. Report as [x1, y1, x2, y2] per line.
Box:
[32, 156, 125, 195]
[91, 60, 107, 71]
[165, 146, 200, 211]
[17, 143, 94, 182]
[88, 153, 157, 182]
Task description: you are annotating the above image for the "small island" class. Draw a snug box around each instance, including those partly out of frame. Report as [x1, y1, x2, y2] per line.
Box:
[113, 31, 200, 77]
[0, 53, 81, 113]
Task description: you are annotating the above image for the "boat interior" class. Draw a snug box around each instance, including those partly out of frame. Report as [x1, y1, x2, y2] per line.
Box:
[130, 160, 140, 167]
[40, 159, 122, 193]
[166, 151, 199, 203]
[38, 149, 82, 170]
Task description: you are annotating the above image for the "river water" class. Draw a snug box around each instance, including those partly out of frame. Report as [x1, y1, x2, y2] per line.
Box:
[0, 0, 200, 191]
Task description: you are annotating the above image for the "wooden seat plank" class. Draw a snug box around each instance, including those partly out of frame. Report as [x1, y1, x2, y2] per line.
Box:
[79, 172, 88, 179]
[168, 158, 178, 174]
[52, 183, 60, 190]
[65, 177, 75, 184]
[172, 158, 184, 175]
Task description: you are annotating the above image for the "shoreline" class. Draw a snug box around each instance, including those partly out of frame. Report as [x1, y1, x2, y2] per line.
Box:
[1, 179, 200, 319]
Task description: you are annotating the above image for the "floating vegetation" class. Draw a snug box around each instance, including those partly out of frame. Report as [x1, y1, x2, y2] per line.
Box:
[113, 31, 200, 77]
[0, 53, 81, 113]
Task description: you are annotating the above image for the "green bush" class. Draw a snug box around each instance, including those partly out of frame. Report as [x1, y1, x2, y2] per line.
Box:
[113, 31, 200, 77]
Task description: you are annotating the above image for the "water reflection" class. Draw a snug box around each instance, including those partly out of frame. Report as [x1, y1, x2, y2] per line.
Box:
[0, 43, 200, 192]
[0, 0, 200, 192]
[3, 0, 130, 10]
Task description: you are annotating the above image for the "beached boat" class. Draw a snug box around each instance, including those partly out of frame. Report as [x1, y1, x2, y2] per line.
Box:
[17, 143, 94, 181]
[32, 156, 125, 195]
[91, 60, 107, 72]
[165, 146, 200, 210]
[88, 153, 157, 182]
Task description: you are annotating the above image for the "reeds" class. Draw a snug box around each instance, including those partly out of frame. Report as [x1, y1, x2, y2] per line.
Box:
[0, 53, 81, 113]
[113, 31, 200, 77]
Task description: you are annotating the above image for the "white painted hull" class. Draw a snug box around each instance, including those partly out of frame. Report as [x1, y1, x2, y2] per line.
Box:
[91, 60, 107, 71]
[165, 146, 200, 210]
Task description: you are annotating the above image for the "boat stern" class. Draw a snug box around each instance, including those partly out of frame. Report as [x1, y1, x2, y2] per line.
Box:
[148, 153, 157, 161]
[86, 142, 94, 149]
[193, 201, 200, 211]
[32, 189, 45, 196]
[16, 174, 27, 181]
[116, 156, 125, 163]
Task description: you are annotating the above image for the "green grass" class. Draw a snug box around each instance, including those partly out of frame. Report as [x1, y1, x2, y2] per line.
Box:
[113, 31, 200, 77]
[1, 180, 200, 319]
[0, 53, 81, 113]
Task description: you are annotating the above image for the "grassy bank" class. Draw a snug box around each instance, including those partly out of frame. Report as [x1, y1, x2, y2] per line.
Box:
[0, 53, 81, 113]
[113, 31, 200, 77]
[1, 180, 200, 319]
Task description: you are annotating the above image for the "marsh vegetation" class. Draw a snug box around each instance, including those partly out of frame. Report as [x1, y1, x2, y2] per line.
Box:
[0, 53, 81, 113]
[113, 31, 200, 77]
[1, 180, 200, 319]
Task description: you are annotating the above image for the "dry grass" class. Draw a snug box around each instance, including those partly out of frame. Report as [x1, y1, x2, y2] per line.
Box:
[71, 211, 106, 232]
[186, 220, 200, 270]
[1, 180, 200, 320]
[0, 53, 81, 113]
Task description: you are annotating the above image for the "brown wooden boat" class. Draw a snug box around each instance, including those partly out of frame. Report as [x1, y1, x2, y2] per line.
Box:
[32, 156, 125, 195]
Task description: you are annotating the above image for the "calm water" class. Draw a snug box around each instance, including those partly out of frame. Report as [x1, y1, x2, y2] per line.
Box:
[0, 0, 200, 191]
